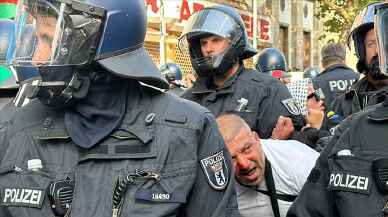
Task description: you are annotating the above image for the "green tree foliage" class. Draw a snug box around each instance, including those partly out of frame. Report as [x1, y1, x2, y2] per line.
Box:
[317, 0, 380, 42]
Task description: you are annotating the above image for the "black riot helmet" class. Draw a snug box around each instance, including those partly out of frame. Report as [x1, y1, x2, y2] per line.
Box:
[303, 67, 320, 79]
[255, 48, 287, 73]
[375, 2, 388, 77]
[347, 2, 382, 74]
[178, 5, 257, 77]
[160, 63, 185, 87]
[4, 0, 168, 108]
[8, 0, 167, 88]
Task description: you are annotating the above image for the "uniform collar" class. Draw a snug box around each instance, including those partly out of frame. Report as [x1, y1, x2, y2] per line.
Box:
[191, 65, 244, 94]
[345, 77, 370, 98]
[319, 63, 351, 76]
[116, 84, 155, 144]
[368, 100, 388, 121]
[34, 81, 154, 145]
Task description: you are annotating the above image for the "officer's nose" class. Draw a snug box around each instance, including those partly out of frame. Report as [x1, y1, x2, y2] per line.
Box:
[203, 44, 215, 57]
[32, 41, 50, 65]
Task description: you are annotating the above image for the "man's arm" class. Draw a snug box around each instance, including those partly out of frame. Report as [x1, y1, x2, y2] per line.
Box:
[257, 80, 304, 139]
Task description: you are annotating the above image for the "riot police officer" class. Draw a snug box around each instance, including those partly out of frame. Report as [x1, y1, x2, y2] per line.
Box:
[255, 47, 291, 85]
[160, 63, 186, 96]
[256, 47, 287, 74]
[0, 65, 18, 163]
[0, 19, 17, 110]
[287, 3, 388, 217]
[179, 5, 304, 139]
[0, 19, 40, 163]
[0, 1, 238, 217]
[326, 2, 388, 130]
[314, 43, 358, 109]
[303, 67, 320, 79]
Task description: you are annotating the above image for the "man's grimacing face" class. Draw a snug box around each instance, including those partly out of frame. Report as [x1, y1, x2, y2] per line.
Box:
[225, 127, 265, 186]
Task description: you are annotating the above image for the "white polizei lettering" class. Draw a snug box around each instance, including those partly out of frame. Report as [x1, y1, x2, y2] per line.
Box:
[15, 189, 23, 203]
[330, 174, 369, 191]
[203, 153, 223, 167]
[329, 81, 337, 91]
[364, 177, 369, 190]
[3, 189, 12, 202]
[337, 80, 346, 91]
[348, 175, 358, 189]
[334, 174, 341, 186]
[215, 154, 223, 162]
[11, 189, 18, 202]
[2, 188, 42, 205]
[357, 177, 366, 190]
[339, 174, 347, 187]
[329, 173, 335, 185]
[30, 190, 41, 205]
[22, 189, 32, 204]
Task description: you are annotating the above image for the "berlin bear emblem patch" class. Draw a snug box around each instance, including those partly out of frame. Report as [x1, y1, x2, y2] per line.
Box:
[281, 98, 301, 115]
[200, 151, 229, 190]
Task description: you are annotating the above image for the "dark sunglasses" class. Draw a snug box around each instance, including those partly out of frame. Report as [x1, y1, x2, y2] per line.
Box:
[307, 88, 325, 101]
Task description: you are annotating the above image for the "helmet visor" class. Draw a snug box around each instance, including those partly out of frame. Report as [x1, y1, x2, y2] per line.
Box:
[375, 3, 388, 76]
[178, 8, 242, 53]
[9, 0, 103, 66]
[347, 3, 376, 48]
[0, 20, 15, 65]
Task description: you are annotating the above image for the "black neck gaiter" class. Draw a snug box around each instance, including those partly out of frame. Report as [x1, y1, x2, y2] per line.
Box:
[64, 77, 128, 149]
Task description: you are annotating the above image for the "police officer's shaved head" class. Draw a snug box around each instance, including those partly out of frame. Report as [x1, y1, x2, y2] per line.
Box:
[216, 114, 251, 143]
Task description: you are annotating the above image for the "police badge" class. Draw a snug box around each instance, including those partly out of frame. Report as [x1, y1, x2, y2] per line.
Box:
[281, 98, 301, 116]
[200, 151, 229, 190]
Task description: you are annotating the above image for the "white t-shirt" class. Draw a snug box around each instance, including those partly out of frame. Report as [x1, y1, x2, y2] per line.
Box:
[236, 139, 319, 217]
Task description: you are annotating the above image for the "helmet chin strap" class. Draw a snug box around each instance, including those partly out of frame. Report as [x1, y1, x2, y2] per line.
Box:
[368, 56, 388, 81]
[14, 72, 87, 107]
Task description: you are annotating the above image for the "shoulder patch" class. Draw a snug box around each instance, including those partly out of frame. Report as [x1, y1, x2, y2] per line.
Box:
[281, 98, 301, 115]
[200, 151, 229, 190]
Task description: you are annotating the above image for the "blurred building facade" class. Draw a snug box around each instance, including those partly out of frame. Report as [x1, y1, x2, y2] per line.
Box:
[144, 0, 323, 77]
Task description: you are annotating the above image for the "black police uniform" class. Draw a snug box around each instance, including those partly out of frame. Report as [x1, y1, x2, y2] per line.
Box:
[287, 97, 388, 217]
[167, 85, 185, 96]
[323, 77, 388, 130]
[313, 63, 358, 108]
[0, 80, 239, 217]
[0, 100, 17, 163]
[0, 86, 19, 163]
[182, 66, 304, 139]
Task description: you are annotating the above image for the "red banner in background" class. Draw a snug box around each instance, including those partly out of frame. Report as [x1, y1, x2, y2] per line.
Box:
[0, 0, 18, 4]
[146, 0, 159, 13]
[145, 0, 272, 43]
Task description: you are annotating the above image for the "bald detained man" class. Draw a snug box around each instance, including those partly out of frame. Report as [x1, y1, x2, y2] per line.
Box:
[216, 114, 318, 217]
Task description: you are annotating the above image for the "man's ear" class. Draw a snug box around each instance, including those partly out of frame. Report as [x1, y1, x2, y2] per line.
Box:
[252, 131, 260, 141]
